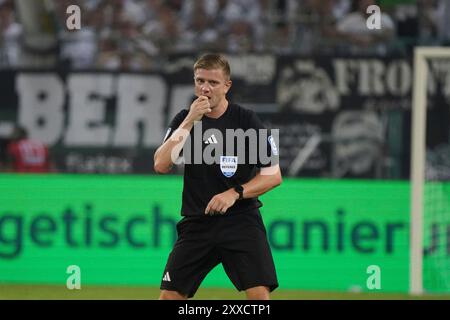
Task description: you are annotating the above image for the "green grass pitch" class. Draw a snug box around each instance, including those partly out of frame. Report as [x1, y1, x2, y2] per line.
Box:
[0, 284, 449, 300]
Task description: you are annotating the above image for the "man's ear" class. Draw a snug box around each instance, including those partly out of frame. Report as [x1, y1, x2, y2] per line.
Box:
[225, 80, 232, 93]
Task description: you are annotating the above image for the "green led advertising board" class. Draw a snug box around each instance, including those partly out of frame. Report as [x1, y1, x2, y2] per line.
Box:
[0, 174, 447, 292]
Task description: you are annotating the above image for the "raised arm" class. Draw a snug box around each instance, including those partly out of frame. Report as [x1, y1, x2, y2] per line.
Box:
[154, 96, 211, 174]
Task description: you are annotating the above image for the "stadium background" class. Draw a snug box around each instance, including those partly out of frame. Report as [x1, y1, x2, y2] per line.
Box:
[0, 0, 449, 299]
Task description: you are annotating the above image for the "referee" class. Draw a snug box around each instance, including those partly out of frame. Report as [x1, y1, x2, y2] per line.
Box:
[154, 53, 282, 300]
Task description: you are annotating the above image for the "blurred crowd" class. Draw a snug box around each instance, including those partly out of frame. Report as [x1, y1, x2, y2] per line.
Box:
[1, 0, 450, 70]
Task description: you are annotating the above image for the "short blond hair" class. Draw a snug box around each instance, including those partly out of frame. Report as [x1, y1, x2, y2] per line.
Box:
[193, 53, 231, 80]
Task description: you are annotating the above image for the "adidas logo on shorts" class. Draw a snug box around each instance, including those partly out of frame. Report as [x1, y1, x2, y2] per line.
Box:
[162, 271, 171, 282]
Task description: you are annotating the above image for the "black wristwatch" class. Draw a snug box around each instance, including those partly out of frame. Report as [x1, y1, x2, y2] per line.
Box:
[234, 185, 244, 200]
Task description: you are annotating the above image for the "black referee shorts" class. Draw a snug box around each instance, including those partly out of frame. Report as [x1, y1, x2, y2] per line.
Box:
[160, 209, 278, 298]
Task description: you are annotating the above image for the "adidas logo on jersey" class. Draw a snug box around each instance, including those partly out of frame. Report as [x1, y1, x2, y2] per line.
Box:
[204, 134, 218, 144]
[162, 272, 171, 282]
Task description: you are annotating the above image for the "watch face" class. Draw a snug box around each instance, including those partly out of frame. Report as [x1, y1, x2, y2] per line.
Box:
[234, 186, 243, 200]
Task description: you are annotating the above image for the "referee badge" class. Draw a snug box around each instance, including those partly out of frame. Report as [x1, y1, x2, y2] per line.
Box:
[220, 156, 238, 178]
[268, 135, 279, 156]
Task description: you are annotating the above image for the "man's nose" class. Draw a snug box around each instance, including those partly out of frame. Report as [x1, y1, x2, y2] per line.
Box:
[201, 83, 211, 93]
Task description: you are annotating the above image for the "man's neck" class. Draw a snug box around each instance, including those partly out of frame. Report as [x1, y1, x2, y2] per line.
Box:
[205, 99, 229, 119]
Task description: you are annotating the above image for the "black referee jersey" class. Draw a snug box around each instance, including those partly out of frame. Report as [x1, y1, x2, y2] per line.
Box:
[163, 103, 279, 217]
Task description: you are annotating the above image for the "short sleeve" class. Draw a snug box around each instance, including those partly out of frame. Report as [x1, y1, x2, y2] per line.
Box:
[246, 110, 280, 168]
[163, 110, 189, 143]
